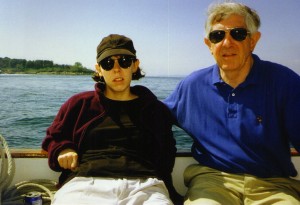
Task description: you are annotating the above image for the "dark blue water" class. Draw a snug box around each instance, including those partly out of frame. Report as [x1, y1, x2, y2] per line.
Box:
[0, 74, 192, 151]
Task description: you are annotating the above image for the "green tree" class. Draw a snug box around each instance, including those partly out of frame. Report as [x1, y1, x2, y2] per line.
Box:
[0, 57, 10, 68]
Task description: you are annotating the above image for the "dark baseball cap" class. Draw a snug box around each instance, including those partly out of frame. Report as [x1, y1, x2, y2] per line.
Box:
[96, 34, 136, 63]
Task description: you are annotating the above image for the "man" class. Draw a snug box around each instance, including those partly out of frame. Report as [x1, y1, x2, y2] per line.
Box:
[164, 2, 300, 205]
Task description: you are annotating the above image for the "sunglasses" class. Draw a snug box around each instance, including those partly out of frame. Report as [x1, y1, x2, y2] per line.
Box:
[208, 28, 250, 44]
[99, 55, 136, 71]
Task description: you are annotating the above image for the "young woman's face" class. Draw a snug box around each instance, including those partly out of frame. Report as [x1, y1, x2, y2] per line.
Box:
[96, 55, 139, 100]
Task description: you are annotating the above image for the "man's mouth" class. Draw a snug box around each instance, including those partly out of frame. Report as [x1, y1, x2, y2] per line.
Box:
[223, 53, 236, 58]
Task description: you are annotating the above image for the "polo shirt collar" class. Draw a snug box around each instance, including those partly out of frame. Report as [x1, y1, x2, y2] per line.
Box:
[212, 64, 222, 85]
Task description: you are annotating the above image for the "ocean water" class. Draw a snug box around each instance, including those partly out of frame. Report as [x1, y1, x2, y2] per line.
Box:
[0, 74, 193, 151]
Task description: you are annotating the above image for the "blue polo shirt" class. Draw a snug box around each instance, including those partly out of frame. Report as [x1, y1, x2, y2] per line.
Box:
[164, 54, 300, 178]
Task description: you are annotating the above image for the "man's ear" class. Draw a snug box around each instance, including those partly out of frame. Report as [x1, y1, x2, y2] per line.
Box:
[204, 38, 213, 55]
[250, 31, 261, 52]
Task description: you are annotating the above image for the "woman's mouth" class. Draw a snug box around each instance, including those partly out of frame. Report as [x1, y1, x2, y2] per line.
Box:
[113, 77, 123, 82]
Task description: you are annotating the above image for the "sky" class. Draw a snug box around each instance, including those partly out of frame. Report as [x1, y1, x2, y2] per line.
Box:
[1, 0, 300, 77]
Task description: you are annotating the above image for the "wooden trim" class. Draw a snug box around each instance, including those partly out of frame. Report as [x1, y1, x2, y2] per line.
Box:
[291, 148, 299, 156]
[6, 148, 300, 158]
[10, 149, 48, 158]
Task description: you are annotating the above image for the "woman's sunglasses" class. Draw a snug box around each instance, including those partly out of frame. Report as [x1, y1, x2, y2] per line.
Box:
[208, 28, 250, 44]
[99, 55, 136, 71]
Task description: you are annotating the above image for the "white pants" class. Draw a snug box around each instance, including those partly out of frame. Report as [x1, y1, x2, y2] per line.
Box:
[52, 177, 173, 205]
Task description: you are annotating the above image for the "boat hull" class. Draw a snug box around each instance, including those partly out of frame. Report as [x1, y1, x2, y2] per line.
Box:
[4, 152, 300, 195]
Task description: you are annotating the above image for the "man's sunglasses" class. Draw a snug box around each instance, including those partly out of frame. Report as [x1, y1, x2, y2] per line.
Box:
[208, 28, 250, 44]
[99, 55, 136, 71]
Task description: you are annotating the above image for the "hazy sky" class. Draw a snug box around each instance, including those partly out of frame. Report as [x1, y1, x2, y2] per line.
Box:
[1, 0, 300, 76]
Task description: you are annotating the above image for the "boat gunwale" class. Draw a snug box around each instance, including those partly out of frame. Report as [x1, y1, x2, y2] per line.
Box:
[6, 148, 300, 158]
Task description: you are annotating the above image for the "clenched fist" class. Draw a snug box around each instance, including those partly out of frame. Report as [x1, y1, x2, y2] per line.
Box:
[57, 148, 78, 170]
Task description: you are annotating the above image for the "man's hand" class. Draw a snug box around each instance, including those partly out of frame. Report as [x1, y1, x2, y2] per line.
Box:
[57, 148, 78, 170]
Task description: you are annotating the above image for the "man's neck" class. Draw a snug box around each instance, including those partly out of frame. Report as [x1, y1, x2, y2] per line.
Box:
[220, 70, 248, 88]
[220, 58, 253, 88]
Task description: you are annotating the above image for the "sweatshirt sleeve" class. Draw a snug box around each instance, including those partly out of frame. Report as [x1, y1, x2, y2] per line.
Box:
[42, 97, 79, 171]
[150, 101, 183, 204]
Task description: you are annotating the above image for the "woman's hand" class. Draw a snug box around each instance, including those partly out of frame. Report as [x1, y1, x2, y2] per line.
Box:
[57, 148, 78, 170]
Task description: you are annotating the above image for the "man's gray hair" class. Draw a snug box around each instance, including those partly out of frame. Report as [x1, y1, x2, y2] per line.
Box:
[205, 1, 261, 37]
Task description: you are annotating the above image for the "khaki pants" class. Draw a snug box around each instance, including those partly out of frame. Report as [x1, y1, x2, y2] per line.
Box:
[184, 164, 300, 205]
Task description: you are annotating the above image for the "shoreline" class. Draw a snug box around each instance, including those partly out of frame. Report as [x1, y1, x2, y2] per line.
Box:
[0, 72, 93, 75]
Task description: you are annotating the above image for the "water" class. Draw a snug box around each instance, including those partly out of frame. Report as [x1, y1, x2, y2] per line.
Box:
[0, 74, 193, 151]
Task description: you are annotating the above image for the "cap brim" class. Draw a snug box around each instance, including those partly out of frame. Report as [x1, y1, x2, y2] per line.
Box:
[97, 49, 135, 63]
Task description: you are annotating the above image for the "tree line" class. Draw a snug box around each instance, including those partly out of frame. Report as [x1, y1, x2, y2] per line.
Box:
[0, 57, 93, 74]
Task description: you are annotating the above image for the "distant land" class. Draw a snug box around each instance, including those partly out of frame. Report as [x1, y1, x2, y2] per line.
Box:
[0, 57, 94, 75]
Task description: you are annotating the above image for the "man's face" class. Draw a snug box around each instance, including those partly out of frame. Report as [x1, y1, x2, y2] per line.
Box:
[205, 14, 260, 73]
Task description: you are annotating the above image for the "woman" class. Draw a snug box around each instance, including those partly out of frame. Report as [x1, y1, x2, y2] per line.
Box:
[42, 34, 182, 205]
